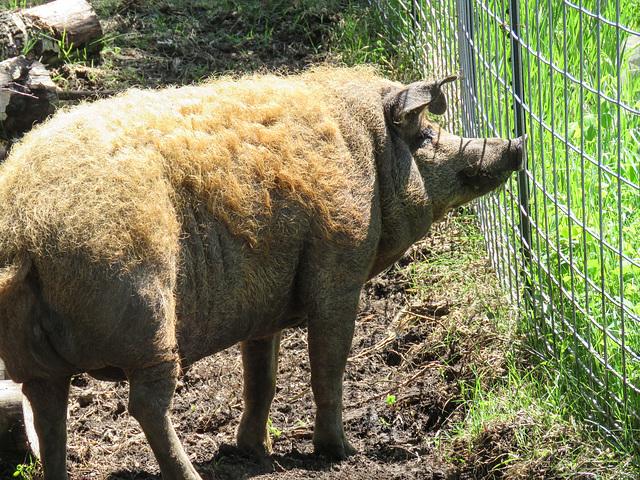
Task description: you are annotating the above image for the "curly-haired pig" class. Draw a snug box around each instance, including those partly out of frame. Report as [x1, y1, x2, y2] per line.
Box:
[0, 67, 524, 480]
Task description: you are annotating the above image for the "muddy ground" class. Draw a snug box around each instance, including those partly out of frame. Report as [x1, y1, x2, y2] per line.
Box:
[0, 1, 524, 478]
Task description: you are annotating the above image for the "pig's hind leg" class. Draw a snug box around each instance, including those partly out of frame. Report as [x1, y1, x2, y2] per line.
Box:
[22, 376, 71, 480]
[123, 276, 201, 480]
[237, 332, 282, 456]
[128, 365, 201, 480]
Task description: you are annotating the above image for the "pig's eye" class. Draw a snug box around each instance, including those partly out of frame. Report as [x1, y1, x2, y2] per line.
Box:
[416, 127, 435, 145]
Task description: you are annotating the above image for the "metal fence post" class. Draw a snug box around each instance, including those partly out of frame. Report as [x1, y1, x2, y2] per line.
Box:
[508, 0, 533, 295]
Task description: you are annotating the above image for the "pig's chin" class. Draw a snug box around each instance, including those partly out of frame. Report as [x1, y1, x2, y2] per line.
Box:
[449, 173, 511, 212]
[458, 170, 511, 196]
[484, 173, 511, 192]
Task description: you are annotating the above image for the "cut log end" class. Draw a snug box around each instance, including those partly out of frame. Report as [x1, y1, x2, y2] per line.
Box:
[0, 380, 29, 453]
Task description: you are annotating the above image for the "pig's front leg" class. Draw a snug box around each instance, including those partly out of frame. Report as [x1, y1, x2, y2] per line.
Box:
[22, 377, 71, 480]
[307, 289, 360, 459]
[237, 332, 281, 456]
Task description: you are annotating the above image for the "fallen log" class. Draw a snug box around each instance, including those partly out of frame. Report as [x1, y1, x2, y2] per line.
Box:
[0, 55, 57, 134]
[0, 55, 117, 137]
[0, 372, 28, 453]
[0, 0, 103, 63]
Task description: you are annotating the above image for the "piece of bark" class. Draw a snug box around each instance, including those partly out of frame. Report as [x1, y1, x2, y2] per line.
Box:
[22, 395, 39, 458]
[0, 0, 103, 64]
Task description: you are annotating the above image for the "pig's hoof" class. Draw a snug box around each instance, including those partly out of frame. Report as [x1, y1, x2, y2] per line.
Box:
[313, 437, 357, 460]
[237, 435, 273, 458]
[237, 419, 274, 457]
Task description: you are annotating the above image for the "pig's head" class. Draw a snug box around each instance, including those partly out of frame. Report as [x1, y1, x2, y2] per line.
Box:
[384, 75, 525, 222]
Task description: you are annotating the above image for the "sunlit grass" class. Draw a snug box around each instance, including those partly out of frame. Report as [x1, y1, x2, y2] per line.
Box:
[469, 0, 640, 446]
[400, 214, 638, 478]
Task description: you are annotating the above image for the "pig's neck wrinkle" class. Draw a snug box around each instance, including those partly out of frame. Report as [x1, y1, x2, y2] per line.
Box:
[327, 86, 432, 273]
[372, 137, 433, 272]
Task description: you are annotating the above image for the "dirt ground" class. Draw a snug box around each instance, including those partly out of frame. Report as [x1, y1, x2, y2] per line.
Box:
[0, 1, 523, 478]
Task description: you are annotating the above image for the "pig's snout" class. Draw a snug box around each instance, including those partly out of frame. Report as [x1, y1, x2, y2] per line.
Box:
[460, 134, 526, 178]
[481, 134, 527, 175]
[456, 134, 527, 195]
[507, 134, 526, 171]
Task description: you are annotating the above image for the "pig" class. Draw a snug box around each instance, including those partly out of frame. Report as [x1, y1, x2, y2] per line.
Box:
[0, 66, 524, 480]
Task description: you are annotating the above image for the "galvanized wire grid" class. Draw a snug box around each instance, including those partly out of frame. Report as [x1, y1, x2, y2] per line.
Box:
[369, 0, 462, 133]
[370, 0, 640, 451]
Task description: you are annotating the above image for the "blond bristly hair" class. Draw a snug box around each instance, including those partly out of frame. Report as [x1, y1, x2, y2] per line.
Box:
[0, 67, 393, 272]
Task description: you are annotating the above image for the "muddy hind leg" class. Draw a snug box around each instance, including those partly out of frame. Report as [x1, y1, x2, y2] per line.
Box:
[237, 332, 281, 456]
[127, 361, 201, 480]
[21, 377, 71, 480]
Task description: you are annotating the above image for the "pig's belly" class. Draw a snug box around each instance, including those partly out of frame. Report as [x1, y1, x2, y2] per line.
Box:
[175, 236, 308, 365]
[175, 288, 306, 367]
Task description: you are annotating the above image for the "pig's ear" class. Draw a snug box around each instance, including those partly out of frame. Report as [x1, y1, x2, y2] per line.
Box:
[387, 75, 457, 125]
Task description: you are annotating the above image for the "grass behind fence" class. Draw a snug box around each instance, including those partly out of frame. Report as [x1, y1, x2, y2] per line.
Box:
[369, 0, 640, 455]
[470, 0, 640, 449]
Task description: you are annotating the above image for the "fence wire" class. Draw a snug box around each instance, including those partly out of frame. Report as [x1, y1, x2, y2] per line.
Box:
[370, 0, 640, 452]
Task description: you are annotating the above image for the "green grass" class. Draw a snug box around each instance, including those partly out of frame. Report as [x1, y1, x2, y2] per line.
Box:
[12, 457, 37, 480]
[398, 213, 638, 478]
[450, 358, 637, 478]
[469, 0, 640, 449]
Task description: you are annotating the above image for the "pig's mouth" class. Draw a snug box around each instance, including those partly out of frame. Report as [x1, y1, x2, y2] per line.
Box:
[457, 165, 514, 195]
[448, 170, 512, 212]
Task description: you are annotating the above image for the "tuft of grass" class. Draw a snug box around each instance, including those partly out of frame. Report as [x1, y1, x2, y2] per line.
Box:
[267, 418, 281, 438]
[11, 456, 37, 480]
[395, 212, 639, 479]
[450, 359, 637, 479]
[0, 0, 31, 8]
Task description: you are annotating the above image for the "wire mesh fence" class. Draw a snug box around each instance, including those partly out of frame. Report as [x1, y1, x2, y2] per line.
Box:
[369, 0, 640, 451]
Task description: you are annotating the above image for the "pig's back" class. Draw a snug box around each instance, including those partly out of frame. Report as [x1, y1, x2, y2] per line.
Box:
[0, 73, 372, 268]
